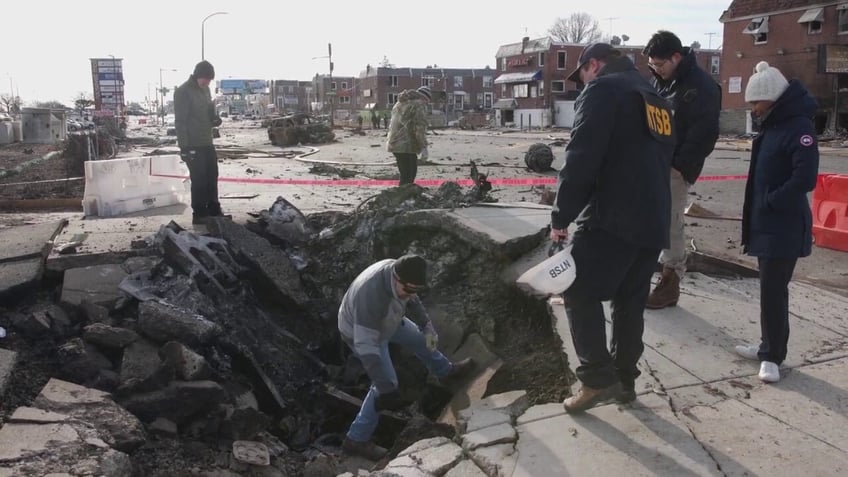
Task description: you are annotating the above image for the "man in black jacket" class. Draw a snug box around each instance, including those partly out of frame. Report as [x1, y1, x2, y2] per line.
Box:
[551, 43, 675, 413]
[174, 60, 224, 225]
[643, 31, 721, 309]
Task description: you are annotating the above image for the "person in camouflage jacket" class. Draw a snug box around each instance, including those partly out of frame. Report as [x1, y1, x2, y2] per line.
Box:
[386, 86, 431, 185]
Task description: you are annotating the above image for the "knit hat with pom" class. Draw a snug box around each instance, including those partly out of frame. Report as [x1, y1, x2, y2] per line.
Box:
[745, 61, 789, 102]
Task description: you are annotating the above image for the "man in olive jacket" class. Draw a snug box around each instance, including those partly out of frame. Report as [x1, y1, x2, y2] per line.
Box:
[174, 60, 223, 224]
[386, 86, 431, 185]
[550, 43, 675, 413]
[643, 31, 721, 308]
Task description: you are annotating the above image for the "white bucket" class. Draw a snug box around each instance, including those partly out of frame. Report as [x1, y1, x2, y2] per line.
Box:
[516, 241, 577, 295]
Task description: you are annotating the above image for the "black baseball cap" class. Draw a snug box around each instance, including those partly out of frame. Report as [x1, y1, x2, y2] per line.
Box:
[567, 42, 616, 83]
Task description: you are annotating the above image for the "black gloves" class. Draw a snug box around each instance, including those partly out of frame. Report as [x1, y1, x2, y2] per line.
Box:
[374, 390, 404, 412]
[179, 147, 195, 161]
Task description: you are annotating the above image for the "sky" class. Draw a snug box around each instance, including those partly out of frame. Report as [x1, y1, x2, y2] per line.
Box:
[4, 0, 731, 106]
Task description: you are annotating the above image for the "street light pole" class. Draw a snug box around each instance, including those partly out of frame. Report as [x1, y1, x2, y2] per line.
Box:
[159, 68, 177, 126]
[328, 42, 334, 127]
[202, 11, 228, 60]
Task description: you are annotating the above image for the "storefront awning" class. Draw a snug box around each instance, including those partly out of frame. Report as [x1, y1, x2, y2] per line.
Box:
[493, 99, 517, 110]
[798, 8, 824, 23]
[494, 71, 542, 84]
[742, 16, 769, 34]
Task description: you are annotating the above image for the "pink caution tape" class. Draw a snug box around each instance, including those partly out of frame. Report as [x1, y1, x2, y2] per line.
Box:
[150, 173, 747, 187]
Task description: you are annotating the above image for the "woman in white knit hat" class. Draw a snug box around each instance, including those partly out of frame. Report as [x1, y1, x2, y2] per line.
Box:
[736, 61, 820, 383]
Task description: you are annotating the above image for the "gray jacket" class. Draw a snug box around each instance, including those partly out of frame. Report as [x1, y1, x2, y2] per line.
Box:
[338, 259, 430, 393]
[174, 75, 218, 148]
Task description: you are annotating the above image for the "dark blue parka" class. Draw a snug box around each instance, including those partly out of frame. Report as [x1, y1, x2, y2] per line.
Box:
[742, 80, 820, 258]
[552, 56, 675, 249]
[651, 47, 721, 184]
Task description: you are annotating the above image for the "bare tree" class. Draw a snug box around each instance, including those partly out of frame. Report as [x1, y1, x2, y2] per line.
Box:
[548, 12, 602, 44]
[379, 55, 395, 68]
[73, 92, 95, 118]
[691, 41, 702, 50]
[34, 100, 67, 109]
[0, 94, 22, 118]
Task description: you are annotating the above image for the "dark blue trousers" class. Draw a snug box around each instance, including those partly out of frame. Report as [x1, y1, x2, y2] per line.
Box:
[757, 257, 798, 365]
[563, 228, 660, 389]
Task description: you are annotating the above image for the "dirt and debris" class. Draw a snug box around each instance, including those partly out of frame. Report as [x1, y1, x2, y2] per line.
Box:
[0, 185, 572, 475]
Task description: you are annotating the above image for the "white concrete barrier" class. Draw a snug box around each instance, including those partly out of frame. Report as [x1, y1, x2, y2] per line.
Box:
[82, 155, 189, 217]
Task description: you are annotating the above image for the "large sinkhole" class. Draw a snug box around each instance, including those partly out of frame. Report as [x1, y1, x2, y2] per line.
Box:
[0, 183, 574, 475]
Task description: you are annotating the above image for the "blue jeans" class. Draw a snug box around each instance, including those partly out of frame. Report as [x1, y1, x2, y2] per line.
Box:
[346, 317, 453, 442]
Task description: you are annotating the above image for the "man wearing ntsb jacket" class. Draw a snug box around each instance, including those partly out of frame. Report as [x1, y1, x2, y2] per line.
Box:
[643, 31, 721, 309]
[550, 43, 675, 413]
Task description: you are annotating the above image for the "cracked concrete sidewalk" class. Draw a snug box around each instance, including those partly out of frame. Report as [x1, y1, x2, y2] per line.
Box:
[366, 271, 848, 477]
[531, 273, 848, 476]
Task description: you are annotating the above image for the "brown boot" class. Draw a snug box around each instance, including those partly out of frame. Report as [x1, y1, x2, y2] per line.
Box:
[342, 437, 388, 461]
[646, 267, 680, 309]
[563, 383, 622, 414]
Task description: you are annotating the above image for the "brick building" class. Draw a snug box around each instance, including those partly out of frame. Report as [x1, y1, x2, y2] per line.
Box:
[269, 79, 312, 114]
[719, 1, 848, 133]
[355, 65, 497, 125]
[494, 37, 720, 128]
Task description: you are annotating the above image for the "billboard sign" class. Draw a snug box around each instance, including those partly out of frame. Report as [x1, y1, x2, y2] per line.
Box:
[91, 58, 126, 117]
[218, 79, 267, 94]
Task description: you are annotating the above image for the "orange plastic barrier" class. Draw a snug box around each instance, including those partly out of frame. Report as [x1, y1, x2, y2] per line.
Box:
[812, 174, 848, 252]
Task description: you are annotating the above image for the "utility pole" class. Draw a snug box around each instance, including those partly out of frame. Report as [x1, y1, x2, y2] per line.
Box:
[328, 42, 334, 127]
[605, 17, 619, 42]
[705, 32, 717, 50]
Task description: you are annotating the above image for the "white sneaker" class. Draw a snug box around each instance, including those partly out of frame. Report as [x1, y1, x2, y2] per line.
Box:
[759, 361, 780, 383]
[734, 345, 759, 361]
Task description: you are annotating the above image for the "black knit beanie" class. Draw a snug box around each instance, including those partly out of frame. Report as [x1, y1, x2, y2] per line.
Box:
[393, 255, 427, 287]
[193, 60, 215, 80]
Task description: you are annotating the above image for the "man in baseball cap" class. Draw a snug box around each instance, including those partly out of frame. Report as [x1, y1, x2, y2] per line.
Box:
[567, 42, 617, 84]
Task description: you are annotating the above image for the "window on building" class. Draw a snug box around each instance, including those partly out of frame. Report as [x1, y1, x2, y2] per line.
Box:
[839, 5, 848, 34]
[484, 92, 493, 108]
[501, 84, 507, 96]
[742, 16, 769, 44]
[342, 81, 348, 90]
[551, 80, 565, 93]
[539, 52, 546, 66]
[339, 96, 350, 104]
[477, 93, 483, 107]
[513, 84, 529, 98]
[454, 94, 464, 110]
[798, 8, 824, 34]
[483, 76, 493, 88]
[454, 76, 463, 88]
[711, 56, 720, 75]
[390, 76, 398, 87]
[502, 58, 507, 71]
[422, 76, 434, 87]
[557, 51, 567, 69]
[388, 93, 398, 105]
[331, 82, 337, 90]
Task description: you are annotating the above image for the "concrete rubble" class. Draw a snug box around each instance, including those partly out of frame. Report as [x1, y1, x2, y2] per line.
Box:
[0, 178, 846, 475]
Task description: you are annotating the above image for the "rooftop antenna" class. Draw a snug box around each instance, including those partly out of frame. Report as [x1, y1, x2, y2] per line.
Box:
[705, 32, 717, 49]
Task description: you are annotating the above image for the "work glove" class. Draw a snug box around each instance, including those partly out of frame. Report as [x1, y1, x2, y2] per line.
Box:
[212, 116, 222, 127]
[374, 390, 404, 412]
[423, 321, 438, 352]
[418, 147, 429, 161]
[179, 147, 196, 162]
